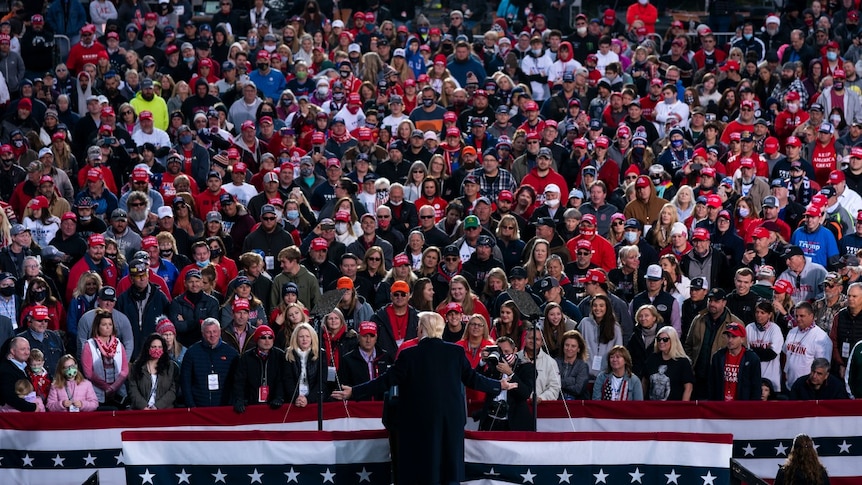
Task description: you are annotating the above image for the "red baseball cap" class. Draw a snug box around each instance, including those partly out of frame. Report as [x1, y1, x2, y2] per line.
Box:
[751, 226, 770, 239]
[773, 279, 794, 295]
[393, 253, 410, 267]
[578, 268, 607, 284]
[139, 111, 153, 121]
[310, 238, 328, 251]
[581, 214, 597, 226]
[141, 236, 158, 250]
[786, 136, 802, 147]
[692, 227, 711, 241]
[764, 137, 779, 154]
[30, 305, 50, 320]
[707, 194, 723, 208]
[132, 167, 149, 182]
[233, 162, 247, 173]
[241, 120, 255, 131]
[576, 239, 593, 251]
[525, 101, 539, 111]
[88, 234, 106, 247]
[445, 302, 463, 314]
[498, 190, 514, 202]
[852, 146, 862, 158]
[232, 298, 250, 312]
[357, 128, 373, 141]
[312, 132, 326, 144]
[87, 167, 102, 182]
[226, 147, 240, 159]
[739, 157, 755, 169]
[829, 170, 846, 183]
[446, 127, 461, 138]
[635, 175, 651, 188]
[358, 321, 377, 336]
[443, 111, 457, 122]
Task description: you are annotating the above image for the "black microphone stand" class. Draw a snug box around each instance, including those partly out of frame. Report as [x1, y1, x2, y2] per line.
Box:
[310, 289, 348, 431]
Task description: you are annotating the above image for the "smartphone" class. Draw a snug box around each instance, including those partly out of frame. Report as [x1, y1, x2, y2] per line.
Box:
[745, 243, 754, 251]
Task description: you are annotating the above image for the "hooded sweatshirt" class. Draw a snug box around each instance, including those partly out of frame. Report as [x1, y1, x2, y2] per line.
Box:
[623, 178, 669, 226]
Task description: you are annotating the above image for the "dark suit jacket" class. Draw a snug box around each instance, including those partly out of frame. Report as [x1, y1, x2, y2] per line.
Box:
[352, 338, 502, 485]
[0, 359, 37, 411]
[338, 347, 394, 401]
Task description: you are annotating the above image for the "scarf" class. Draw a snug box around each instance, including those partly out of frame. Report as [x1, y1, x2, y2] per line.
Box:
[324, 325, 346, 370]
[97, 336, 119, 359]
[331, 130, 352, 144]
[601, 374, 629, 401]
[640, 325, 657, 350]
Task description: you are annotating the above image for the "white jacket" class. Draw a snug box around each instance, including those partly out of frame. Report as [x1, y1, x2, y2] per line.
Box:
[521, 51, 554, 101]
[517, 348, 561, 401]
[821, 86, 862, 124]
[654, 100, 691, 137]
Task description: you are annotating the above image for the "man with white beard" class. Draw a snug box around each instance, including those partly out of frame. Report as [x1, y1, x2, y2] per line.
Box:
[131, 111, 171, 148]
[126, 191, 157, 237]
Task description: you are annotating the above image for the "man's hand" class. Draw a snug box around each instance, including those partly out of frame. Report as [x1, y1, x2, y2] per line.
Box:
[331, 385, 352, 400]
[496, 361, 513, 375]
[500, 378, 518, 390]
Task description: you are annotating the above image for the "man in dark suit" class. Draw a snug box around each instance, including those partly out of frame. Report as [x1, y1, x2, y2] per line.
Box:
[0, 337, 37, 412]
[337, 321, 394, 401]
[333, 312, 516, 485]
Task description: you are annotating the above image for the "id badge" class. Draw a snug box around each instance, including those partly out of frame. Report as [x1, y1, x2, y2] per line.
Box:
[265, 255, 275, 270]
[258, 386, 269, 402]
[843, 342, 851, 359]
[69, 405, 80, 413]
[327, 366, 336, 382]
[208, 373, 220, 391]
[592, 355, 603, 371]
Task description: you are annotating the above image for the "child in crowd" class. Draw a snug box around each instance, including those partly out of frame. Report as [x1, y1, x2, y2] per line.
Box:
[0, 380, 45, 412]
[26, 349, 52, 404]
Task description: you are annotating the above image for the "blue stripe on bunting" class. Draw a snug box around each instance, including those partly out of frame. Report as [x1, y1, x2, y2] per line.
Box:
[464, 464, 729, 484]
[0, 448, 123, 469]
[124, 463, 391, 485]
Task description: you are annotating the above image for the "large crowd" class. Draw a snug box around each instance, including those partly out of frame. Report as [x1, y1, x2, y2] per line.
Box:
[1, 0, 862, 423]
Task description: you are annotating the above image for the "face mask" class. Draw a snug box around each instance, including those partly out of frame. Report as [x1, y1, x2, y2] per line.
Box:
[580, 227, 595, 237]
[504, 352, 517, 365]
[12, 139, 23, 148]
[743, 34, 753, 41]
[791, 175, 803, 183]
[65, 366, 78, 378]
[149, 347, 164, 359]
[160, 249, 173, 258]
[577, 27, 587, 35]
[333, 92, 345, 101]
[652, 178, 662, 186]
[805, 18, 814, 26]
[397, 34, 407, 44]
[685, 95, 694, 104]
[454, 99, 466, 108]
[664, 97, 675, 105]
[335, 222, 348, 234]
[831, 115, 842, 125]
[347, 106, 359, 114]
[263, 44, 276, 53]
[284, 209, 299, 220]
[419, 27, 429, 35]
[545, 198, 560, 208]
[284, 36, 294, 44]
[209, 248, 222, 259]
[179, 135, 193, 145]
[624, 231, 638, 243]
[317, 86, 329, 96]
[184, 56, 195, 63]
[32, 290, 47, 301]
[257, 63, 268, 70]
[738, 207, 750, 217]
[296, 71, 308, 80]
[30, 366, 42, 374]
[248, 37, 258, 48]
[196, 260, 209, 268]
[280, 55, 289, 63]
[390, 199, 403, 206]
[671, 139, 683, 149]
[532, 48, 542, 56]
[0, 287, 14, 297]
[834, 82, 844, 91]
[1, 157, 12, 166]
[422, 98, 434, 108]
[827, 52, 838, 61]
[787, 103, 799, 113]
[300, 166, 313, 177]
[79, 214, 92, 222]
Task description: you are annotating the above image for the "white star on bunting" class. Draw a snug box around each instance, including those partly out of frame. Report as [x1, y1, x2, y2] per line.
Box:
[484, 467, 500, 476]
[248, 468, 264, 484]
[139, 468, 155, 485]
[83, 453, 97, 466]
[665, 469, 681, 484]
[176, 468, 191, 484]
[321, 468, 336, 483]
[52, 454, 65, 467]
[839, 440, 852, 453]
[521, 468, 536, 483]
[775, 442, 788, 456]
[557, 468, 572, 483]
[594, 468, 609, 484]
[742, 443, 756, 456]
[357, 467, 372, 482]
[115, 452, 125, 465]
[629, 467, 644, 483]
[212, 469, 227, 483]
[22, 454, 34, 467]
[285, 467, 300, 483]
[701, 471, 717, 485]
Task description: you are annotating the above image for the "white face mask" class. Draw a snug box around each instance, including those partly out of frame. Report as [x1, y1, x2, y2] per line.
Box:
[335, 222, 348, 234]
[787, 103, 799, 113]
[263, 44, 276, 53]
[577, 27, 587, 35]
[638, 0, 648, 4]
[545, 198, 560, 208]
[318, 86, 329, 96]
[738, 207, 750, 218]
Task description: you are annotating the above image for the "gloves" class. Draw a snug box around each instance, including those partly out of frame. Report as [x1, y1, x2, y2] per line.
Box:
[233, 401, 246, 414]
[269, 398, 284, 410]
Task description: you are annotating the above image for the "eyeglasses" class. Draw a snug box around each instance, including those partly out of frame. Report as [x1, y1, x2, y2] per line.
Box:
[468, 322, 484, 327]
[392, 292, 407, 297]
[258, 335, 274, 340]
[122, 111, 133, 115]
[377, 214, 390, 219]
[466, 226, 480, 231]
[576, 251, 592, 256]
[656, 337, 671, 343]
[825, 283, 839, 288]
[502, 226, 515, 230]
[625, 175, 638, 180]
[613, 221, 625, 226]
[130, 202, 146, 207]
[740, 108, 753, 112]
[445, 257, 459, 262]
[420, 215, 434, 219]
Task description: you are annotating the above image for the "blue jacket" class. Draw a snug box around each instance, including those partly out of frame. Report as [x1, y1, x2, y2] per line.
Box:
[46, 0, 86, 38]
[180, 339, 239, 407]
[447, 56, 487, 88]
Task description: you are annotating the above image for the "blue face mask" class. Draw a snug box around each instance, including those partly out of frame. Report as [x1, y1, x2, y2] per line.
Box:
[743, 33, 753, 41]
[286, 210, 299, 219]
[827, 52, 838, 61]
[624, 231, 638, 243]
[183, 56, 195, 63]
[196, 260, 209, 268]
[671, 139, 683, 149]
[179, 135, 193, 145]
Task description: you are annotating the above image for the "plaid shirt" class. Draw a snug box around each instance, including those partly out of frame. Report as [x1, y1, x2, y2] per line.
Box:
[469, 167, 517, 203]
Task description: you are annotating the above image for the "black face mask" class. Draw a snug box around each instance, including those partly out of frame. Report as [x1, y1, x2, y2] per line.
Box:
[210, 248, 222, 259]
[160, 249, 173, 258]
[0, 287, 14, 297]
[32, 290, 47, 301]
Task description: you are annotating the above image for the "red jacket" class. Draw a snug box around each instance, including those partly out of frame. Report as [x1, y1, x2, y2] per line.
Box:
[66, 255, 118, 302]
[521, 168, 568, 203]
[566, 234, 616, 272]
[194, 188, 227, 219]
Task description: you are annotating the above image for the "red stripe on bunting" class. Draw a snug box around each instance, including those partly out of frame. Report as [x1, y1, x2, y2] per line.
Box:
[465, 431, 734, 445]
[122, 429, 389, 442]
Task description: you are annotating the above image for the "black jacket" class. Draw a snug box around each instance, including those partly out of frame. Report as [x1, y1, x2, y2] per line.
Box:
[232, 347, 286, 406]
[283, 348, 327, 404]
[370, 304, 419, 357]
[167, 292, 221, 348]
[0, 359, 36, 411]
[789, 373, 849, 400]
[708, 348, 761, 401]
[338, 347, 394, 400]
[477, 355, 535, 431]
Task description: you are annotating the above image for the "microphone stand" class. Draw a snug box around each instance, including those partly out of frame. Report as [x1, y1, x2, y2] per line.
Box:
[506, 288, 543, 432]
[310, 289, 348, 431]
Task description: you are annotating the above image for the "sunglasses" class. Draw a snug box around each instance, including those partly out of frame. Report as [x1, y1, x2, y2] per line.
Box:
[420, 215, 434, 219]
[258, 335, 274, 340]
[262, 216, 277, 221]
[445, 257, 459, 262]
[130, 202, 146, 207]
[576, 251, 592, 256]
[656, 337, 671, 343]
[392, 292, 407, 297]
[377, 215, 390, 219]
[825, 283, 838, 288]
[613, 221, 625, 226]
[367, 257, 382, 261]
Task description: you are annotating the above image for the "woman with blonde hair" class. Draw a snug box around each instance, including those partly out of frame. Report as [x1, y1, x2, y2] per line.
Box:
[669, 185, 695, 222]
[774, 434, 830, 485]
[274, 301, 309, 350]
[480, 268, 508, 312]
[358, 246, 388, 300]
[361, 52, 386, 86]
[592, 345, 643, 401]
[642, 326, 694, 401]
[403, 161, 428, 202]
[47, 354, 99, 412]
[427, 154, 448, 180]
[523, 238, 550, 284]
[458, 313, 495, 405]
[167, 80, 190, 118]
[436, 275, 491, 327]
[439, 77, 459, 107]
[496, 214, 524, 273]
[322, 308, 358, 375]
[627, 304, 665, 377]
[67, 271, 102, 339]
[645, 203, 678, 250]
[283, 322, 324, 407]
[81, 308, 130, 407]
[49, 131, 77, 185]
